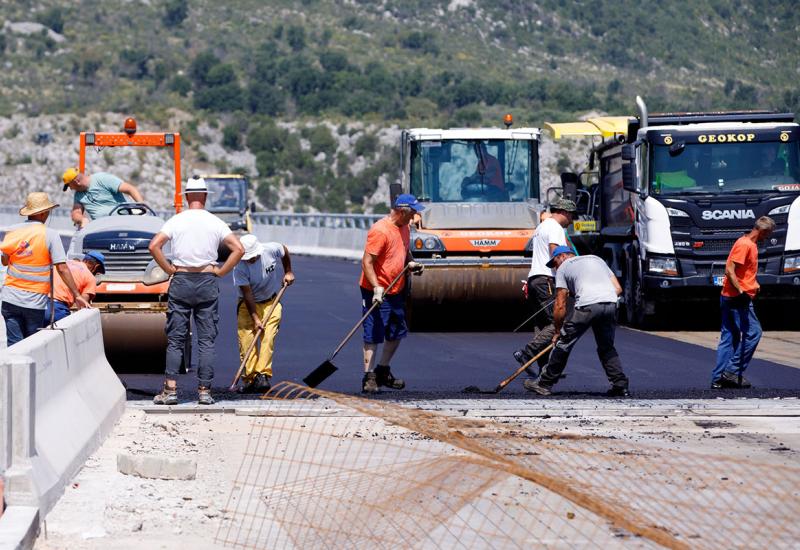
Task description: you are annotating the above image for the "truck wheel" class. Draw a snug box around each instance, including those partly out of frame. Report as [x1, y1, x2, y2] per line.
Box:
[623, 255, 654, 328]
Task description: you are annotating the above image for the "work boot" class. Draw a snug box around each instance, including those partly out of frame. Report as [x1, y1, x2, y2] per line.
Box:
[721, 371, 750, 388]
[374, 365, 405, 390]
[253, 373, 272, 393]
[362, 372, 379, 393]
[153, 382, 178, 405]
[606, 386, 631, 397]
[710, 378, 723, 390]
[523, 378, 552, 396]
[198, 386, 215, 405]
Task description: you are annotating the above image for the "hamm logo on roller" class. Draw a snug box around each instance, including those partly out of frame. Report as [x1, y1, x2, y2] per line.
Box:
[470, 239, 500, 247]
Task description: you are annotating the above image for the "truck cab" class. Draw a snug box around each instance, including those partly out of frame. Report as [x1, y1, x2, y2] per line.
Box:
[546, 99, 800, 326]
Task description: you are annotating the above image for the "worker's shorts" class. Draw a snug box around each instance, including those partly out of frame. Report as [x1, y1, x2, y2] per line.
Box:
[360, 287, 408, 344]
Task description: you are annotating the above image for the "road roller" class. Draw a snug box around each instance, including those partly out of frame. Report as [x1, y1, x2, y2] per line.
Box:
[67, 118, 185, 372]
[398, 116, 543, 330]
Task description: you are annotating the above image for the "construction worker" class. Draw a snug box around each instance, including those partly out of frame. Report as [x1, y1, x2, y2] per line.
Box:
[360, 193, 425, 393]
[524, 246, 629, 397]
[148, 176, 244, 406]
[513, 197, 576, 374]
[711, 216, 775, 389]
[62, 167, 144, 228]
[233, 234, 294, 394]
[1, 192, 90, 346]
[43, 251, 106, 323]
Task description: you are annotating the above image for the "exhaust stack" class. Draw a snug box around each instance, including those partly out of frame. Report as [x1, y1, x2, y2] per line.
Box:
[636, 95, 649, 129]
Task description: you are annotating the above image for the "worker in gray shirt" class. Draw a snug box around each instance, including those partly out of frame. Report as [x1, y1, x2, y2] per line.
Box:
[524, 246, 630, 397]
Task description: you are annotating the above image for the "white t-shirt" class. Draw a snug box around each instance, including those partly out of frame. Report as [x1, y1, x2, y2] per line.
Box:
[527, 217, 567, 278]
[160, 209, 232, 267]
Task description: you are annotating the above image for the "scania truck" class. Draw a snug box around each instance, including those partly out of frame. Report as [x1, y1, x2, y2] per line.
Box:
[546, 97, 800, 326]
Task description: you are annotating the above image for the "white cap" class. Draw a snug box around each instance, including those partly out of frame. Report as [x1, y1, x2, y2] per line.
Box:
[240, 234, 264, 260]
[184, 176, 212, 194]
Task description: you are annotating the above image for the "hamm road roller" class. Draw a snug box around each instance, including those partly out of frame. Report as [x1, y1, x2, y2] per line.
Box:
[397, 116, 543, 330]
[67, 117, 186, 371]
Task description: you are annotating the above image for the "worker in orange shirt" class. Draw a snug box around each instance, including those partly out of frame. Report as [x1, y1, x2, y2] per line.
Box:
[711, 216, 775, 389]
[43, 251, 106, 324]
[359, 194, 425, 393]
[1, 192, 89, 346]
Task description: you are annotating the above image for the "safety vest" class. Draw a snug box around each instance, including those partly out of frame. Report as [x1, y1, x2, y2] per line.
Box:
[0, 222, 52, 296]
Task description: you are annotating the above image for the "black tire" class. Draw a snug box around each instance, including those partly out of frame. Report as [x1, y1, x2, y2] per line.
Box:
[622, 253, 654, 328]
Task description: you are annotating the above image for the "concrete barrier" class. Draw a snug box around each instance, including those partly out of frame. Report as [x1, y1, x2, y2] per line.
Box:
[0, 309, 125, 547]
[251, 224, 367, 261]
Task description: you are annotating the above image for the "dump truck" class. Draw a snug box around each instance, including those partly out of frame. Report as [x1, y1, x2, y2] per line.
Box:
[395, 117, 542, 328]
[67, 117, 186, 371]
[545, 97, 800, 326]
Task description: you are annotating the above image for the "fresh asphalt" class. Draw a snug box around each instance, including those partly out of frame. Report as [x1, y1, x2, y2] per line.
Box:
[117, 255, 800, 400]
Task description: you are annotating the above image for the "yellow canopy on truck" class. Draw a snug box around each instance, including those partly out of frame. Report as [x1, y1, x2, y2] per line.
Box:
[544, 116, 632, 141]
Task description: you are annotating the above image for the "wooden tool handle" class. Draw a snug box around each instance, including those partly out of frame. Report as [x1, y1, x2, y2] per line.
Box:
[496, 343, 555, 391]
[329, 265, 410, 360]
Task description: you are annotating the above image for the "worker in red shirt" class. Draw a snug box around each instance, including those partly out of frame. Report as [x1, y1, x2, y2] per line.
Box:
[359, 194, 424, 393]
[711, 216, 775, 389]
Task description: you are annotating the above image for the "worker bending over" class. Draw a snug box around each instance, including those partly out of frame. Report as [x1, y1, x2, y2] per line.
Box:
[359, 193, 425, 393]
[233, 234, 294, 394]
[62, 167, 144, 228]
[1, 192, 89, 346]
[149, 177, 244, 406]
[525, 246, 630, 397]
[43, 251, 106, 323]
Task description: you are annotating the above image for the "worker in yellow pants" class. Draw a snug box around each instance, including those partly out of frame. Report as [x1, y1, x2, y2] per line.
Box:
[233, 234, 294, 393]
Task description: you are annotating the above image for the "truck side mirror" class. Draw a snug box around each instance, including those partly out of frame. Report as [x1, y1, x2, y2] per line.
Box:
[389, 183, 402, 206]
[621, 144, 640, 193]
[249, 201, 256, 213]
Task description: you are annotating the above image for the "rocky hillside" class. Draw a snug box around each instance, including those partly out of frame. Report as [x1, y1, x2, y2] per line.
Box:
[0, 1, 796, 212]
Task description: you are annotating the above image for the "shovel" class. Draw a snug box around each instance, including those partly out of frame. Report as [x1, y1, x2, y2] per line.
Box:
[464, 343, 555, 394]
[229, 282, 289, 391]
[303, 265, 411, 388]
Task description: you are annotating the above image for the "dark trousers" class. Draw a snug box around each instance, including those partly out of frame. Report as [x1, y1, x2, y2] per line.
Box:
[165, 273, 219, 386]
[2, 301, 45, 347]
[518, 275, 556, 369]
[540, 302, 628, 389]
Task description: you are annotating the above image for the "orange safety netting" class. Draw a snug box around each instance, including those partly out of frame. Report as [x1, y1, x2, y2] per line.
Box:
[216, 382, 800, 549]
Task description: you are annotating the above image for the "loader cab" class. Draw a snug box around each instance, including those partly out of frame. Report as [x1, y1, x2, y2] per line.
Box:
[201, 174, 251, 232]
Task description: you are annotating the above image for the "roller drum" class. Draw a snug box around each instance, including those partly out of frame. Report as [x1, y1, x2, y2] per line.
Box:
[101, 312, 168, 373]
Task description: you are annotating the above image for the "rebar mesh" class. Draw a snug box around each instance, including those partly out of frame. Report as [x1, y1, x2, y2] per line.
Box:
[216, 382, 800, 549]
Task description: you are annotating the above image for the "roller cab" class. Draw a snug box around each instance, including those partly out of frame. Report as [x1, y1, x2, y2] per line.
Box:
[398, 124, 542, 328]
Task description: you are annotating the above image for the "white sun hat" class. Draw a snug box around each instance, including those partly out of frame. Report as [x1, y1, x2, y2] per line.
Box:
[240, 234, 264, 260]
[184, 176, 212, 194]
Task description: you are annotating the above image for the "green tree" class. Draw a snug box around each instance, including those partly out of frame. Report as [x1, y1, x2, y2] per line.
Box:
[286, 25, 306, 51]
[36, 7, 65, 34]
[163, 0, 189, 28]
[190, 51, 221, 86]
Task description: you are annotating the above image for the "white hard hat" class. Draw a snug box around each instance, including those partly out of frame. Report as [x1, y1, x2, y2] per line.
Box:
[240, 234, 264, 260]
[184, 176, 212, 194]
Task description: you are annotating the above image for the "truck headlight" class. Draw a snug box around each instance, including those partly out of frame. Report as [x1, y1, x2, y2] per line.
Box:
[143, 260, 170, 286]
[768, 204, 791, 216]
[648, 257, 678, 276]
[784, 256, 800, 273]
[665, 207, 689, 217]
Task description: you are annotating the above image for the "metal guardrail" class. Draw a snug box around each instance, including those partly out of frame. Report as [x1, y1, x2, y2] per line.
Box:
[0, 205, 380, 230]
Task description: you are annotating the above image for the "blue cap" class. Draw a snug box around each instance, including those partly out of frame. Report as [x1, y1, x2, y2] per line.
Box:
[545, 245, 574, 268]
[394, 193, 425, 212]
[83, 251, 106, 274]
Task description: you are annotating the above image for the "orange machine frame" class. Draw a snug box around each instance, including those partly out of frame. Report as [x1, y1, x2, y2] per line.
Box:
[78, 121, 183, 212]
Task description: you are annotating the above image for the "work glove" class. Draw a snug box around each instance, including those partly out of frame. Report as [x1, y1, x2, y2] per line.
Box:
[372, 286, 385, 304]
[408, 261, 424, 275]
